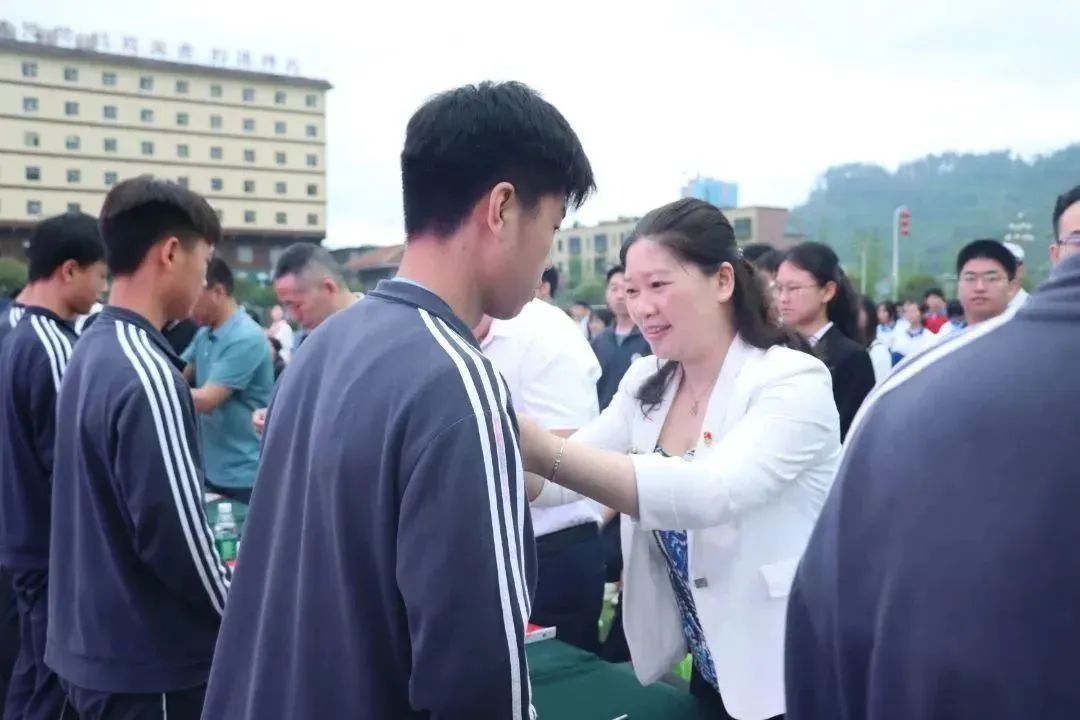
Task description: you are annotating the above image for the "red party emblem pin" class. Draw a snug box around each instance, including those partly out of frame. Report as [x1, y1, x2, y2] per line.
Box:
[703, 431, 714, 446]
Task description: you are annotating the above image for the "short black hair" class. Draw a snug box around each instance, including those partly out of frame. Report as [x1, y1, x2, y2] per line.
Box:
[401, 81, 595, 238]
[1053, 184, 1080, 238]
[946, 299, 964, 319]
[26, 212, 106, 282]
[956, 238, 1017, 280]
[541, 266, 559, 297]
[572, 299, 591, 309]
[273, 242, 344, 284]
[99, 176, 220, 276]
[924, 287, 945, 301]
[754, 249, 783, 275]
[741, 243, 774, 263]
[205, 257, 234, 295]
[606, 265, 625, 284]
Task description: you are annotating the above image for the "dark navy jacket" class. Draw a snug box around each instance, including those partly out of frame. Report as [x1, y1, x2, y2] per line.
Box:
[0, 303, 24, 348]
[591, 325, 651, 410]
[46, 306, 231, 693]
[0, 306, 75, 570]
[202, 280, 537, 720]
[786, 254, 1080, 720]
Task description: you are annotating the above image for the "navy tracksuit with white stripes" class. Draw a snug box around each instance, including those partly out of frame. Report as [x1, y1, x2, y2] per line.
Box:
[47, 306, 231, 718]
[0, 303, 26, 711]
[202, 279, 537, 720]
[0, 306, 76, 720]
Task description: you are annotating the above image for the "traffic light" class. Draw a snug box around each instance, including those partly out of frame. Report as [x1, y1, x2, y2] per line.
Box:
[899, 208, 911, 237]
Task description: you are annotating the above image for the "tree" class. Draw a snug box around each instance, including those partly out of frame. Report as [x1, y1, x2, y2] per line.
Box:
[0, 259, 28, 297]
[233, 276, 278, 311]
[899, 274, 939, 302]
[560, 277, 606, 307]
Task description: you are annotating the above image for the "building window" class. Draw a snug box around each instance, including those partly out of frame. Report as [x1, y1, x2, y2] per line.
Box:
[275, 212, 287, 225]
[67, 169, 81, 183]
[26, 167, 41, 181]
[104, 172, 118, 186]
[68, 203, 81, 213]
[244, 210, 255, 223]
[177, 144, 190, 158]
[65, 102, 79, 116]
[141, 109, 154, 123]
[556, 239, 564, 252]
[104, 138, 117, 152]
[568, 236, 581, 255]
[141, 141, 154, 156]
[103, 105, 117, 120]
[210, 84, 223, 98]
[306, 183, 317, 197]
[306, 124, 317, 138]
[23, 97, 38, 112]
[306, 94, 317, 108]
[27, 201, 42, 216]
[306, 154, 317, 167]
[593, 233, 608, 254]
[102, 71, 117, 86]
[243, 118, 255, 132]
[24, 132, 39, 148]
[244, 180, 255, 193]
[210, 114, 222, 130]
[176, 112, 189, 126]
[274, 121, 286, 135]
[237, 245, 254, 263]
[275, 152, 287, 165]
[275, 181, 286, 195]
[22, 62, 37, 78]
[66, 135, 80, 151]
[210, 146, 223, 160]
[139, 75, 153, 91]
[307, 213, 318, 226]
[275, 90, 286, 105]
[593, 257, 607, 276]
[242, 87, 255, 102]
[733, 218, 752, 241]
[243, 149, 255, 163]
[178, 177, 189, 189]
[211, 178, 223, 191]
[64, 67, 79, 82]
[175, 79, 189, 94]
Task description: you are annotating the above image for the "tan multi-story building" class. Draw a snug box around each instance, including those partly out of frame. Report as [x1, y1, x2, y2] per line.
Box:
[0, 37, 331, 273]
[551, 206, 800, 287]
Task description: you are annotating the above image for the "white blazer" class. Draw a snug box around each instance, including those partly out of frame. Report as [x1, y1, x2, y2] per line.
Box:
[535, 337, 841, 720]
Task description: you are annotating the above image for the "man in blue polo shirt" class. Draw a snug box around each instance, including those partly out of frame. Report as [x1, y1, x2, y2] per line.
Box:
[183, 258, 273, 504]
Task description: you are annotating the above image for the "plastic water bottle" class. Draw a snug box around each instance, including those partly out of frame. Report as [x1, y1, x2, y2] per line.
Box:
[214, 503, 239, 564]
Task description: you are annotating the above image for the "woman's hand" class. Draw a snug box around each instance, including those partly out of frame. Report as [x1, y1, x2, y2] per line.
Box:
[516, 413, 559, 478]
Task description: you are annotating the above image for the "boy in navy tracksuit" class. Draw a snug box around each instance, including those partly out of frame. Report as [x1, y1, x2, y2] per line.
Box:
[0, 213, 107, 719]
[47, 178, 230, 719]
[202, 81, 595, 719]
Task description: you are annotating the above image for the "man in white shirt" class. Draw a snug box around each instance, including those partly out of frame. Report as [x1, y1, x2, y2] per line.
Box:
[1003, 241, 1029, 315]
[475, 296, 606, 652]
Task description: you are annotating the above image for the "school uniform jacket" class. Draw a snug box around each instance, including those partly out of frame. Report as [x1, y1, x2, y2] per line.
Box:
[535, 339, 842, 720]
[46, 306, 231, 693]
[814, 325, 876, 441]
[201, 279, 537, 720]
[0, 306, 76, 570]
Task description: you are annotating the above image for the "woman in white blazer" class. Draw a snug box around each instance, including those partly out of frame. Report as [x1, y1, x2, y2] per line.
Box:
[518, 198, 842, 720]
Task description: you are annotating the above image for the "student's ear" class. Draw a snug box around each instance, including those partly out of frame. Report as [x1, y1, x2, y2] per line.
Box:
[159, 236, 183, 269]
[485, 182, 516, 237]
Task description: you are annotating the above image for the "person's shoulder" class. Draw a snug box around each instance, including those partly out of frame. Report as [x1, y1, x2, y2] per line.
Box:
[757, 344, 833, 390]
[616, 354, 668, 394]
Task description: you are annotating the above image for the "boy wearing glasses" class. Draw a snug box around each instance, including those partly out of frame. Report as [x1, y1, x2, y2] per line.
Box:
[956, 239, 1017, 328]
[1050, 184, 1080, 267]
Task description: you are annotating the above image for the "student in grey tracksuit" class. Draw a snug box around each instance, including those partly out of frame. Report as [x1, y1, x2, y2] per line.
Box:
[47, 179, 228, 720]
[786, 252, 1080, 719]
[202, 81, 595, 720]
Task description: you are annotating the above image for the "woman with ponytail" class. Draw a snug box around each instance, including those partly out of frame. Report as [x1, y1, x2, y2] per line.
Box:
[775, 242, 876, 440]
[516, 198, 841, 720]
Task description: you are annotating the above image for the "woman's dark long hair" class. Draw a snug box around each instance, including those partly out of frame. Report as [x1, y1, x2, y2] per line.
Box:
[621, 198, 810, 415]
[858, 295, 878, 348]
[782, 242, 864, 345]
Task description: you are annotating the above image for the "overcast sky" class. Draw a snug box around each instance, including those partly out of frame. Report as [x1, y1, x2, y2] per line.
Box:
[7, 0, 1077, 247]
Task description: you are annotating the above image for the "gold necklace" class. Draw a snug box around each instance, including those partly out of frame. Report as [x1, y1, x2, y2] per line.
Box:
[683, 373, 717, 416]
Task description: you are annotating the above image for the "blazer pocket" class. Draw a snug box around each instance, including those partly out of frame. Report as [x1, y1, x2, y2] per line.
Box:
[759, 556, 800, 599]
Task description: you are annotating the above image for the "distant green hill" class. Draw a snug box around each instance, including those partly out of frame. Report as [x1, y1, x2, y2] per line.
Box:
[788, 144, 1080, 294]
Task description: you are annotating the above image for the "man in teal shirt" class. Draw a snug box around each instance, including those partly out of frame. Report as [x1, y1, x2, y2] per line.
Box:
[183, 258, 274, 504]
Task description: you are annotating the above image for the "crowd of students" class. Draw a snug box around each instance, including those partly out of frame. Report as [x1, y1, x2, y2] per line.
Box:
[0, 76, 1078, 720]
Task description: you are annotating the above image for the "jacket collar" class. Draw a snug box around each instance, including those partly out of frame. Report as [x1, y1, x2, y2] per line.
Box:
[368, 278, 478, 350]
[1019, 254, 1080, 321]
[98, 306, 184, 370]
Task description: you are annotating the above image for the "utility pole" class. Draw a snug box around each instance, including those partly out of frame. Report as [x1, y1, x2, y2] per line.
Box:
[892, 206, 910, 301]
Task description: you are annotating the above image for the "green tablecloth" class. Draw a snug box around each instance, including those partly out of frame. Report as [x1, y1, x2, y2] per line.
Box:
[528, 640, 712, 720]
